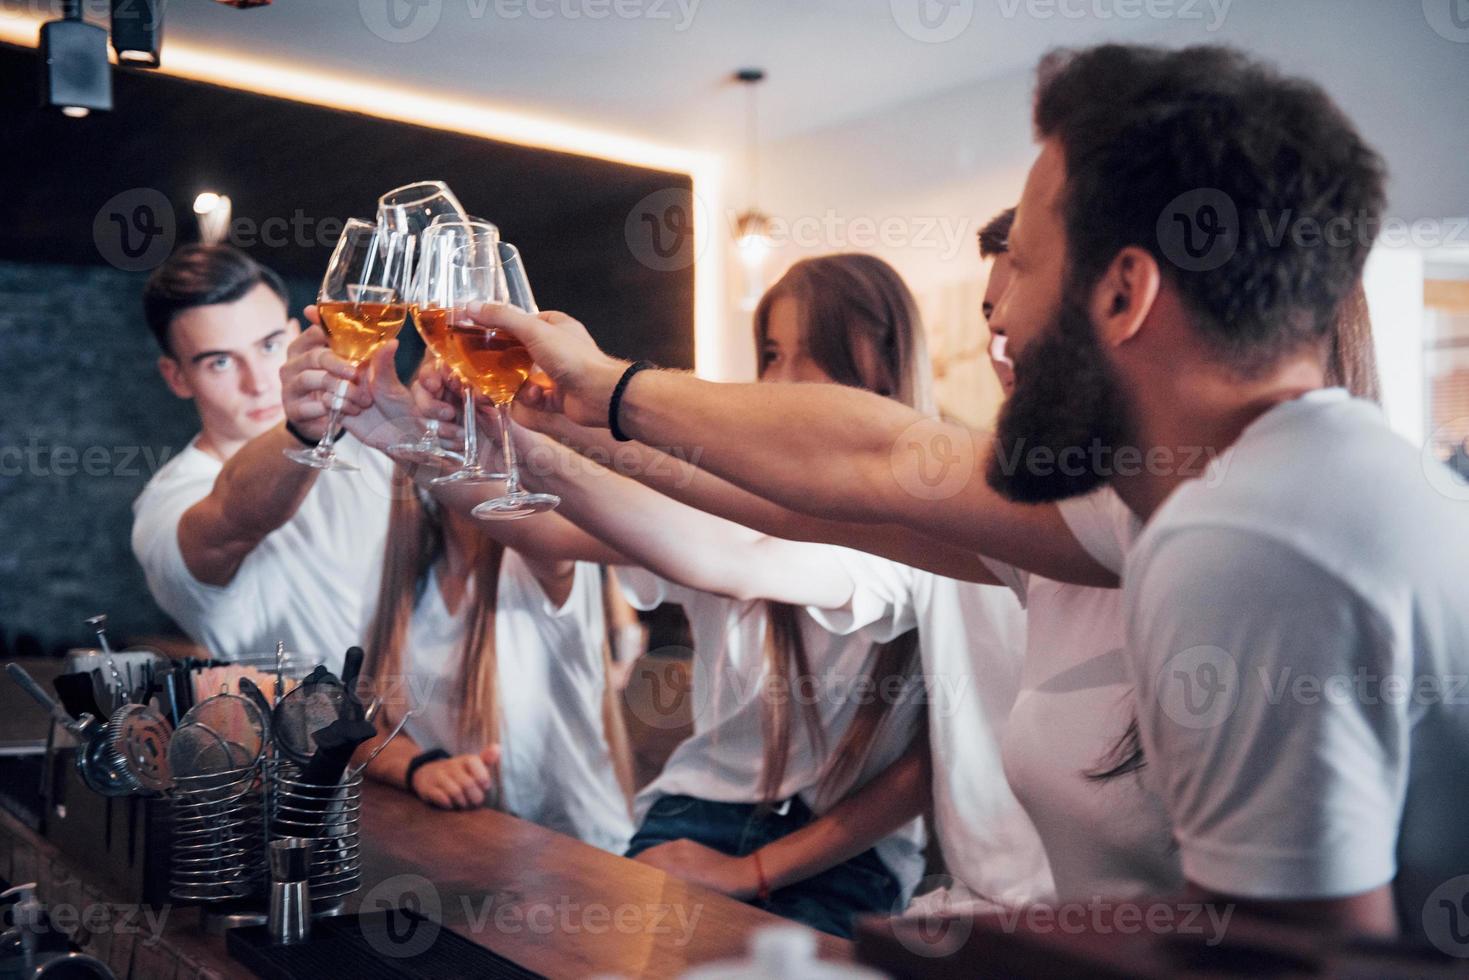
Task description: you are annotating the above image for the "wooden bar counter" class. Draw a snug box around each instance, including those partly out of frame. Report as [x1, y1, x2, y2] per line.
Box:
[0, 780, 851, 979]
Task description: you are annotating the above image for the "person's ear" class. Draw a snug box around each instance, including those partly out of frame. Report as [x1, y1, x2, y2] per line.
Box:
[158, 355, 194, 400]
[1089, 246, 1161, 349]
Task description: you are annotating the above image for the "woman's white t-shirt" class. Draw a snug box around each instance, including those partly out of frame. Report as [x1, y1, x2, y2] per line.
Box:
[618, 557, 928, 903]
[400, 551, 633, 855]
[989, 489, 1182, 902]
[130, 435, 392, 673]
[809, 554, 1052, 909]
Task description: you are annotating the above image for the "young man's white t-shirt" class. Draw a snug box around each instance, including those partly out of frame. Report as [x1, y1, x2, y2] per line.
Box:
[618, 556, 928, 904]
[131, 435, 392, 673]
[1124, 389, 1469, 936]
[399, 552, 633, 855]
[982, 489, 1182, 903]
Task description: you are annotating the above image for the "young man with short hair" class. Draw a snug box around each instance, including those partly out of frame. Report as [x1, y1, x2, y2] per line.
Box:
[131, 244, 397, 670]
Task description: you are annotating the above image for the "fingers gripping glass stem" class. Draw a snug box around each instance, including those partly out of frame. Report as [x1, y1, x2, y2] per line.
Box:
[286, 377, 357, 471]
[430, 385, 505, 485]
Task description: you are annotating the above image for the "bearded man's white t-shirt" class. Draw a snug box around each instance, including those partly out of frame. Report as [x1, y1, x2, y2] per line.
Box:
[1124, 389, 1469, 937]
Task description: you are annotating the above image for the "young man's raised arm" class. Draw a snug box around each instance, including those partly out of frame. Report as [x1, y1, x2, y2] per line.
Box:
[175, 327, 386, 586]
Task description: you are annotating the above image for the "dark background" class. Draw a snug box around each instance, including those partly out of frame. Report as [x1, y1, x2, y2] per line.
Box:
[0, 43, 694, 655]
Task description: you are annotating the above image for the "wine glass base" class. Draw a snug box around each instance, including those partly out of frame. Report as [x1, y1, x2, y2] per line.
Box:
[386, 443, 465, 467]
[471, 493, 560, 521]
[282, 447, 358, 471]
[429, 468, 505, 487]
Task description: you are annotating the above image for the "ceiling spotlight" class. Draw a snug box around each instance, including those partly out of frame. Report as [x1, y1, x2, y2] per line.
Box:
[193, 192, 232, 244]
[39, 3, 112, 117]
[110, 0, 165, 68]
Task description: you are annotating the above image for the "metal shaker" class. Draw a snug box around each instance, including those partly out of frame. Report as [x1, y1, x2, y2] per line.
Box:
[268, 837, 313, 945]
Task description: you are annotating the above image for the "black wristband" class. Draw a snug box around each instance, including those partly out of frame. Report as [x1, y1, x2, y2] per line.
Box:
[286, 418, 343, 447]
[608, 360, 655, 442]
[404, 748, 450, 794]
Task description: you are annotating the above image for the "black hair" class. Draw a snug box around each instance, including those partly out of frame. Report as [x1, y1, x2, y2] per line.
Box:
[142, 244, 289, 356]
[1034, 44, 1386, 377]
[978, 207, 1016, 259]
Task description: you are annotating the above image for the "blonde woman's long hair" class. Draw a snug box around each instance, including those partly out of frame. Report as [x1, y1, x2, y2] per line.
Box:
[365, 475, 506, 759]
[750, 254, 932, 807]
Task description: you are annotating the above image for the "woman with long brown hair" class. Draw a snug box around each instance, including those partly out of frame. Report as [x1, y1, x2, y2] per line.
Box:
[397, 253, 948, 937]
[351, 473, 636, 854]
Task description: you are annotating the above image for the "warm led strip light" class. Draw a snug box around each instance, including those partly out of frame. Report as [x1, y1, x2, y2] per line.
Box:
[0, 10, 728, 377]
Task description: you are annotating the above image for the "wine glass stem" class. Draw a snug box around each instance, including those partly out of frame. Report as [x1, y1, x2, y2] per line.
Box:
[462, 388, 479, 473]
[495, 402, 522, 495]
[316, 378, 351, 453]
[423, 355, 444, 443]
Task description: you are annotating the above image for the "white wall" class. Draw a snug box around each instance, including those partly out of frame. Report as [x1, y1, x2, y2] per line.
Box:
[1365, 246, 1427, 444]
[728, 0, 1469, 419]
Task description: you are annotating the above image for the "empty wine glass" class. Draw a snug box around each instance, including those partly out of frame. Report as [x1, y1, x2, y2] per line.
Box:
[284, 218, 411, 471]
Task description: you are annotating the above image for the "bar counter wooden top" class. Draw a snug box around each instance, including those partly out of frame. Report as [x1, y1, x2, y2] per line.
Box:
[0, 778, 852, 979]
[351, 781, 852, 977]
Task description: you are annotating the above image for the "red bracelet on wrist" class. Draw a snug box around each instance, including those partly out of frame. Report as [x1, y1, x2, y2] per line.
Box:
[751, 849, 771, 902]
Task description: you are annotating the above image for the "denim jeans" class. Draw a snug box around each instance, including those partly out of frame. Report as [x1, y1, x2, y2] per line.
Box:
[626, 794, 901, 939]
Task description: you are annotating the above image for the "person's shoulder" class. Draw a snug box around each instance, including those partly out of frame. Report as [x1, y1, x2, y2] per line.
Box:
[830, 545, 916, 587]
[132, 437, 216, 515]
[1057, 485, 1140, 573]
[614, 564, 687, 612]
[1140, 392, 1434, 553]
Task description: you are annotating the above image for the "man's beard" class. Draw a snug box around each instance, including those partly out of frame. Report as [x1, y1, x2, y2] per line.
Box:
[986, 292, 1132, 503]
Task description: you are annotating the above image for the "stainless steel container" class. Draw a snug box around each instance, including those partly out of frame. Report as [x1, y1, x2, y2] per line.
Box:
[267, 838, 313, 945]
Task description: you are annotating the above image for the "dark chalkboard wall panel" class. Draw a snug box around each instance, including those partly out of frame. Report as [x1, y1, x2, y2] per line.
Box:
[0, 261, 323, 652]
[0, 41, 694, 653]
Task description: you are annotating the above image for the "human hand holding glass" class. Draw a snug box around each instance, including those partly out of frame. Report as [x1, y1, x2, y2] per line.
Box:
[468, 243, 560, 519]
[283, 218, 410, 471]
[423, 219, 505, 486]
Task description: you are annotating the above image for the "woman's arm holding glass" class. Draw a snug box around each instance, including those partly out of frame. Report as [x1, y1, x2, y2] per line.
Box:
[514, 404, 1006, 586]
[504, 421, 856, 609]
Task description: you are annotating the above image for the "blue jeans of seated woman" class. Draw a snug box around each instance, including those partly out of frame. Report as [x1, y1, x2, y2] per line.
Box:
[625, 794, 901, 939]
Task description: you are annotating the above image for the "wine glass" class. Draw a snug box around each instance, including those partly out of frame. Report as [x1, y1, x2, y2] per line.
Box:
[470, 242, 560, 520]
[284, 218, 411, 471]
[378, 181, 469, 465]
[427, 223, 506, 486]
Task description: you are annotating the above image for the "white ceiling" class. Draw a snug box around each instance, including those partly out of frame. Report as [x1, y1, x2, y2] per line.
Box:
[158, 0, 1170, 154]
